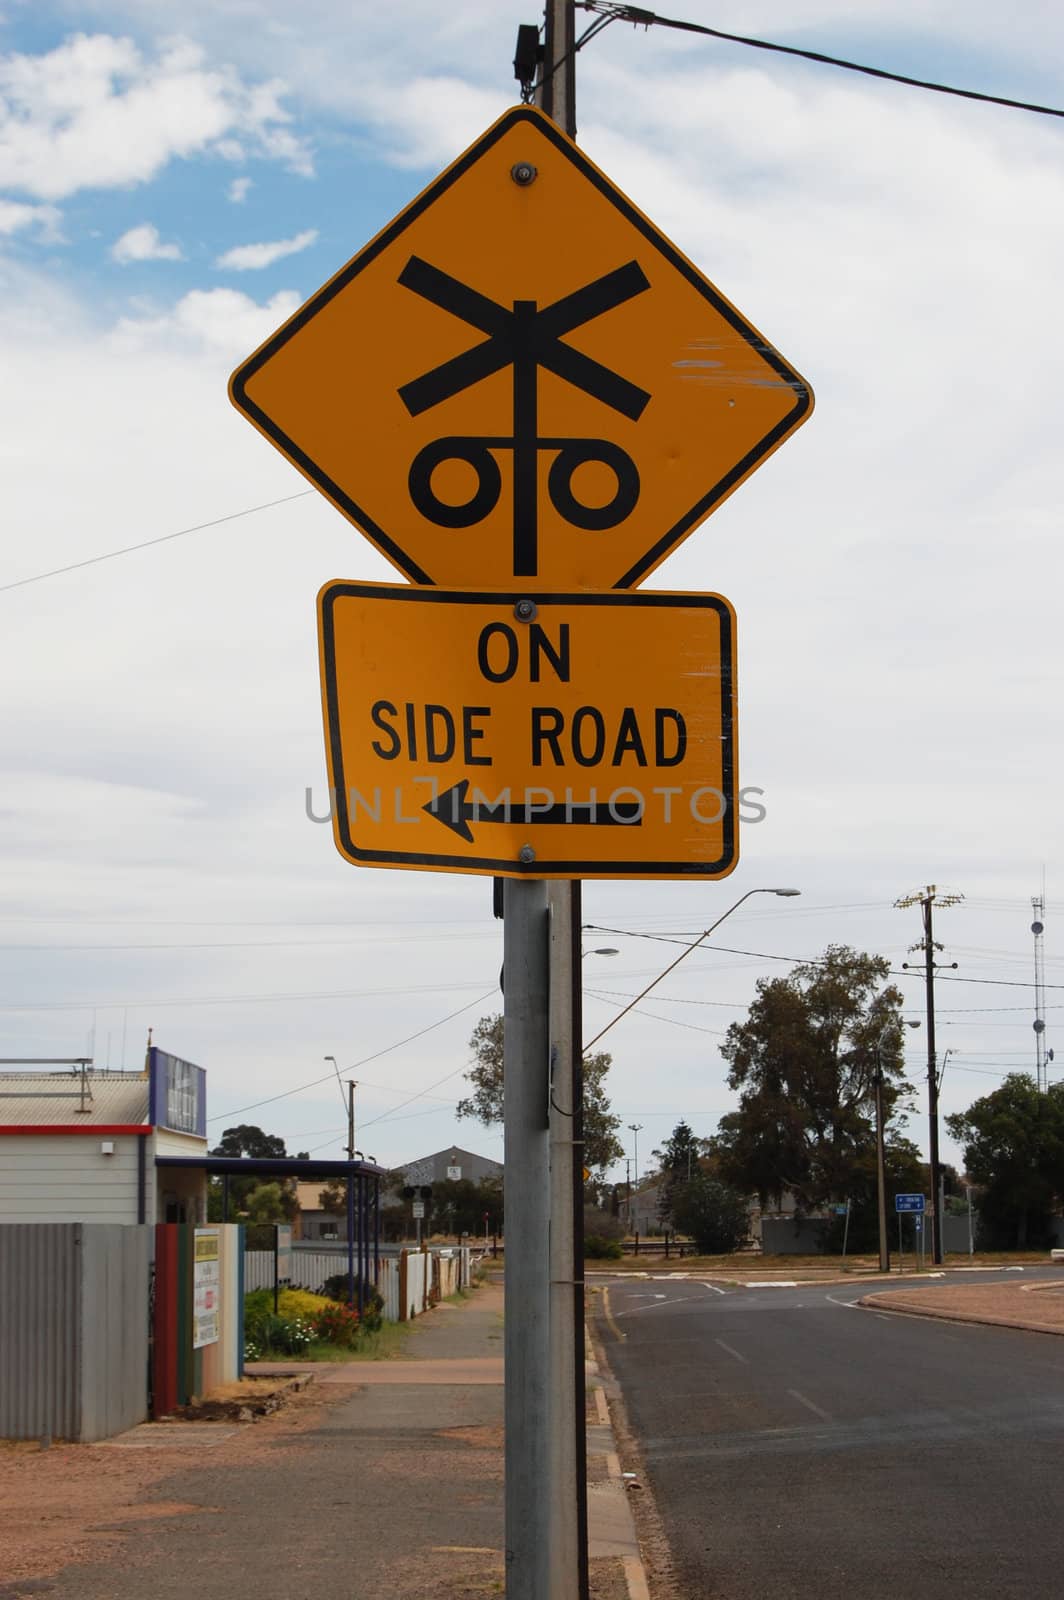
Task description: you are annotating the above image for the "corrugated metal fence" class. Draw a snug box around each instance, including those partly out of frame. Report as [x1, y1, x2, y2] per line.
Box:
[0, 1223, 150, 1442]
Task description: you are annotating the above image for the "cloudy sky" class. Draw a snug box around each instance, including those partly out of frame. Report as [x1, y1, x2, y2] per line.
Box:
[2, 1, 1061, 1186]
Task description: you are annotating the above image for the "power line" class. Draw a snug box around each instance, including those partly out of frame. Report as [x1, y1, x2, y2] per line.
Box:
[0, 490, 313, 595]
[0, 977, 495, 1013]
[576, 3, 1064, 121]
[584, 925, 1064, 991]
[206, 989, 494, 1124]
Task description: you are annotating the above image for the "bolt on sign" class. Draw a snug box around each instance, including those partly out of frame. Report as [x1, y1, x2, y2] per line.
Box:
[317, 584, 736, 880]
[230, 106, 812, 592]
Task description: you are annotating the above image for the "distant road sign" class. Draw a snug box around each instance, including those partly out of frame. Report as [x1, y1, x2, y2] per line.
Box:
[231, 105, 811, 591]
[317, 583, 737, 879]
[894, 1193, 926, 1213]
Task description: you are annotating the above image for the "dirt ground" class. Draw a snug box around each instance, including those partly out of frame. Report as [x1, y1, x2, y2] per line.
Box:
[862, 1277, 1064, 1332]
[0, 1368, 626, 1600]
[0, 1379, 331, 1591]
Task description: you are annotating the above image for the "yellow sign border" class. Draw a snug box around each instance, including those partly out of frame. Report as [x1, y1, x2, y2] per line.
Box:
[318, 583, 737, 881]
[232, 105, 811, 591]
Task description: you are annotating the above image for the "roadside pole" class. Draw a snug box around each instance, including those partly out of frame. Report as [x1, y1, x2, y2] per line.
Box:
[537, 5, 587, 1598]
[227, 10, 812, 1591]
[874, 1059, 890, 1273]
[548, 880, 586, 1598]
[503, 877, 552, 1598]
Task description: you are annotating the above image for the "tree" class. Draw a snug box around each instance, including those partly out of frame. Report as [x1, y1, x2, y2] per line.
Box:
[243, 1181, 295, 1224]
[207, 1124, 299, 1223]
[946, 1075, 1064, 1249]
[653, 1120, 706, 1228]
[210, 1124, 287, 1159]
[456, 1013, 624, 1174]
[816, 1135, 925, 1255]
[671, 1174, 749, 1255]
[712, 946, 910, 1215]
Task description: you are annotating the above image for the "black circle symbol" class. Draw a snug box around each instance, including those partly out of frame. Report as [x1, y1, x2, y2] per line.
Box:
[409, 437, 502, 528]
[548, 440, 639, 531]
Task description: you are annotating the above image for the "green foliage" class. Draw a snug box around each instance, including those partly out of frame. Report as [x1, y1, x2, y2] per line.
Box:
[584, 1235, 624, 1259]
[946, 1076, 1064, 1248]
[212, 1124, 288, 1159]
[670, 1173, 749, 1255]
[713, 946, 908, 1214]
[243, 1291, 315, 1357]
[653, 1120, 711, 1228]
[312, 1302, 362, 1348]
[815, 1135, 925, 1254]
[429, 1174, 503, 1236]
[243, 1182, 294, 1225]
[207, 1124, 299, 1223]
[317, 1182, 347, 1216]
[319, 1273, 384, 1331]
[277, 1288, 330, 1318]
[456, 1013, 624, 1173]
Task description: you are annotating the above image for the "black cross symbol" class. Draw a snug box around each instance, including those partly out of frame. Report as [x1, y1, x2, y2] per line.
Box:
[397, 256, 651, 576]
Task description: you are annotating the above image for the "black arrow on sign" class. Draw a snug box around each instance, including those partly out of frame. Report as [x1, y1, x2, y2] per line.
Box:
[423, 779, 643, 843]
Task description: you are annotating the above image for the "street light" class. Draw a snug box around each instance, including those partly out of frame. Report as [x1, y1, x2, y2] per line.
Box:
[582, 887, 801, 1054]
[627, 1122, 644, 1186]
[583, 947, 620, 959]
[875, 1020, 921, 1273]
[325, 1055, 357, 1159]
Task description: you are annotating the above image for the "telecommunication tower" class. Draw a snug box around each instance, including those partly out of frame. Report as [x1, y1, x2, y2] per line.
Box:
[1032, 897, 1048, 1092]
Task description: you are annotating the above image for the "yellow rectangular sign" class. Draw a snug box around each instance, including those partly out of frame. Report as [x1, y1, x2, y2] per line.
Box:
[318, 585, 737, 880]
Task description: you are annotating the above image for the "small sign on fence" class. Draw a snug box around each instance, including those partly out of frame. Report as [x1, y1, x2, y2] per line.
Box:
[193, 1229, 220, 1349]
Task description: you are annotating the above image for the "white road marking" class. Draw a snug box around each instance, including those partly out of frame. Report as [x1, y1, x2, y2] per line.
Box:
[744, 1281, 799, 1288]
[615, 1295, 700, 1319]
[715, 1338, 748, 1365]
[788, 1388, 832, 1422]
[698, 1283, 728, 1295]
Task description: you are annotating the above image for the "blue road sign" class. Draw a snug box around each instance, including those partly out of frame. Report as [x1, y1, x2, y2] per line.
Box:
[895, 1193, 926, 1213]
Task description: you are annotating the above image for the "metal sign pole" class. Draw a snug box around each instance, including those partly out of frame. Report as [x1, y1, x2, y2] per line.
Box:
[504, 877, 551, 1598]
[539, 7, 586, 1595]
[548, 879, 583, 1599]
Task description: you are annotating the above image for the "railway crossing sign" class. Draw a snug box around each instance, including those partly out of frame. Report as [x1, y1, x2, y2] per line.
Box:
[317, 583, 737, 878]
[231, 105, 812, 591]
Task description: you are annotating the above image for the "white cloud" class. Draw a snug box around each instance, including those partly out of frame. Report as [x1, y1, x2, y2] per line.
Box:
[0, 32, 313, 201]
[215, 227, 317, 270]
[110, 222, 183, 263]
[115, 285, 302, 358]
[0, 198, 62, 239]
[3, 3, 1064, 1171]
[228, 175, 252, 203]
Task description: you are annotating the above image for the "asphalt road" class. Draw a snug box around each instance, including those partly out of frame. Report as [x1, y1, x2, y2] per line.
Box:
[597, 1266, 1064, 1600]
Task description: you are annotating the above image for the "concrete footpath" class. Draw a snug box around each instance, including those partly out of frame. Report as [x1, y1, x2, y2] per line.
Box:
[4, 1278, 649, 1600]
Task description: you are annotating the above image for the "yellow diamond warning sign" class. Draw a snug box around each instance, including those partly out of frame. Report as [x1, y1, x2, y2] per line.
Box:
[317, 584, 737, 880]
[232, 106, 812, 591]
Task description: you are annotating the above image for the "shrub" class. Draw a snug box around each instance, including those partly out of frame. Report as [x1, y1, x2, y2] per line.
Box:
[277, 1288, 330, 1318]
[243, 1298, 315, 1356]
[313, 1301, 361, 1348]
[583, 1205, 624, 1242]
[320, 1273, 384, 1332]
[671, 1175, 749, 1256]
[585, 1235, 624, 1260]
